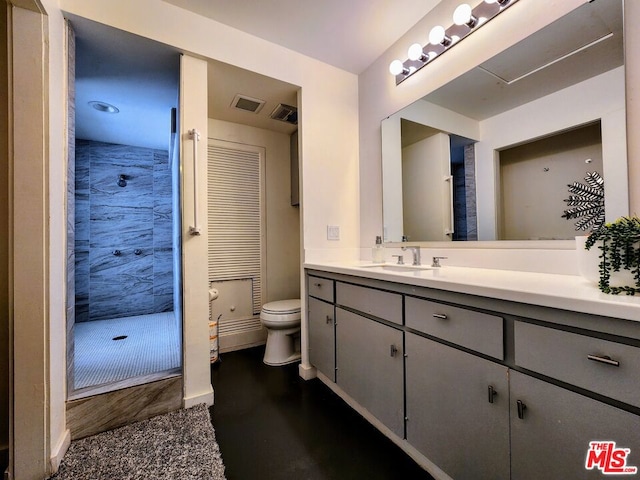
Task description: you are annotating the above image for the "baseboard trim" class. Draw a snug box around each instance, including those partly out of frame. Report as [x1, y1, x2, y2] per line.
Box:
[298, 362, 317, 381]
[50, 429, 71, 474]
[219, 339, 265, 354]
[219, 329, 266, 353]
[183, 385, 214, 408]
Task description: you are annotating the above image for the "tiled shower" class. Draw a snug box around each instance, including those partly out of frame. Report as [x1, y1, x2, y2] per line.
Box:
[72, 139, 181, 393]
[75, 140, 173, 321]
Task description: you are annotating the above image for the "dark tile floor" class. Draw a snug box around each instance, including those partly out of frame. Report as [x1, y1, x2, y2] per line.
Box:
[210, 346, 434, 480]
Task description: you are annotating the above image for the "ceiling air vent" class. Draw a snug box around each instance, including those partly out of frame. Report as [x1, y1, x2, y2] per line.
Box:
[231, 94, 266, 114]
[270, 103, 298, 125]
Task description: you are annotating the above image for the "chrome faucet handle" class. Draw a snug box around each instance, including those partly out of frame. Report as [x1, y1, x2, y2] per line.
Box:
[401, 245, 421, 265]
[391, 255, 404, 265]
[432, 256, 448, 268]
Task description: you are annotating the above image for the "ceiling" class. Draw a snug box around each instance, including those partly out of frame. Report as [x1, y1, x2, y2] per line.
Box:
[70, 14, 304, 149]
[72, 16, 181, 150]
[71, 0, 621, 151]
[423, 0, 623, 120]
[162, 0, 442, 74]
[72, 0, 444, 148]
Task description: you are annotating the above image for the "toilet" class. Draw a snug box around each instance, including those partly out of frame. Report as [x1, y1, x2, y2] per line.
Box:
[260, 299, 301, 366]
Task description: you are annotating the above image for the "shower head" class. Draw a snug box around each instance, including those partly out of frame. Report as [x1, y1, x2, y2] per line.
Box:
[118, 174, 127, 187]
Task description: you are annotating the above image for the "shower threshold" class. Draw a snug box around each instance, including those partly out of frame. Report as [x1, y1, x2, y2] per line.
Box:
[68, 368, 182, 401]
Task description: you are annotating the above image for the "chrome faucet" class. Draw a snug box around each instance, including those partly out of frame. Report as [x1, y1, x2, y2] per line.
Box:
[401, 246, 421, 266]
[432, 256, 448, 268]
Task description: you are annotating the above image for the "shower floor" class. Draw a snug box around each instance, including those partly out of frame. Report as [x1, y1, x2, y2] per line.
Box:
[73, 312, 181, 391]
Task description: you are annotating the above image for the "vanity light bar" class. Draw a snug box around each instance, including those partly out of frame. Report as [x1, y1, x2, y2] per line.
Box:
[390, 0, 519, 85]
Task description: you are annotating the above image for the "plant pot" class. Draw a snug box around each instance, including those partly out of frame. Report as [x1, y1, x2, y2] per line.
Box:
[576, 236, 638, 287]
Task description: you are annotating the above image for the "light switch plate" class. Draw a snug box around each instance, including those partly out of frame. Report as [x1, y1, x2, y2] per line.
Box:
[327, 225, 340, 241]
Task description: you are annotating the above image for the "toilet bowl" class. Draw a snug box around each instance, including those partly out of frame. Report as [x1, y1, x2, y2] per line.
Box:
[260, 299, 301, 366]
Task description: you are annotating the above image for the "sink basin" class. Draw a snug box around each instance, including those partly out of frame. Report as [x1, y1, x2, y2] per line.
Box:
[359, 264, 435, 272]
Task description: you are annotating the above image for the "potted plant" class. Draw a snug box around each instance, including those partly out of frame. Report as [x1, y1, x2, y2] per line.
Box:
[582, 216, 640, 295]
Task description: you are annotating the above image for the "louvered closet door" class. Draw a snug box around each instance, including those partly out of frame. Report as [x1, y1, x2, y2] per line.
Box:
[207, 139, 265, 337]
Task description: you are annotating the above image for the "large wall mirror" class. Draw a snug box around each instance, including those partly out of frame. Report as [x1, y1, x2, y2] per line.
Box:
[382, 0, 627, 244]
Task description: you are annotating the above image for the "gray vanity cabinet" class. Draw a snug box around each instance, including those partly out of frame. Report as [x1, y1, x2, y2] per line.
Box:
[305, 269, 640, 480]
[406, 333, 510, 480]
[307, 296, 335, 381]
[335, 307, 405, 437]
[510, 370, 640, 480]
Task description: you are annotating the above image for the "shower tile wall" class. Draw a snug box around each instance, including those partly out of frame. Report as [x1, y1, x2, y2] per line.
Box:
[75, 140, 173, 322]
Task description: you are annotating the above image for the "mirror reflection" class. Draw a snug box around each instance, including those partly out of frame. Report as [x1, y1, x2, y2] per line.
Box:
[382, 0, 626, 243]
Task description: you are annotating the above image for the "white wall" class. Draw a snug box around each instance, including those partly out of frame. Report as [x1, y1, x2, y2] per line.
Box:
[477, 67, 627, 239]
[208, 119, 301, 302]
[41, 1, 70, 470]
[58, 0, 360, 261]
[1, 2, 69, 477]
[180, 54, 213, 408]
[359, 0, 587, 248]
[625, 0, 640, 214]
[0, 0, 9, 461]
[9, 0, 358, 475]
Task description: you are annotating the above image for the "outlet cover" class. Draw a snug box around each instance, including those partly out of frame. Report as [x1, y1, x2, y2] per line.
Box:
[327, 225, 340, 241]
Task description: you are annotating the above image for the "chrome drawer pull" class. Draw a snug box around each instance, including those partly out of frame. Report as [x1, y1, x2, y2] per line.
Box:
[325, 315, 333, 325]
[488, 385, 497, 404]
[314, 283, 322, 288]
[432, 313, 448, 319]
[587, 354, 620, 367]
[390, 344, 398, 357]
[517, 400, 526, 419]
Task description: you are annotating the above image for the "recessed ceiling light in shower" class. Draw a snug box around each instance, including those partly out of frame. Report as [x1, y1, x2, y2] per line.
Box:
[89, 101, 120, 114]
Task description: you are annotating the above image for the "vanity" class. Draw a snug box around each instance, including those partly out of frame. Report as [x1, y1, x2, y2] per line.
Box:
[304, 262, 640, 480]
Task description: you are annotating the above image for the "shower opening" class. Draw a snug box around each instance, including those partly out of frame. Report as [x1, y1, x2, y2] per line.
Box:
[67, 18, 183, 399]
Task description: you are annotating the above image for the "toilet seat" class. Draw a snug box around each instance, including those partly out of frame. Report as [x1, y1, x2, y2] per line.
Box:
[261, 299, 301, 315]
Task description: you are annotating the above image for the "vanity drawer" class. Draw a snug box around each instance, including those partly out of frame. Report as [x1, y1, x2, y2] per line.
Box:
[515, 321, 640, 408]
[406, 296, 504, 360]
[336, 282, 402, 325]
[308, 276, 334, 303]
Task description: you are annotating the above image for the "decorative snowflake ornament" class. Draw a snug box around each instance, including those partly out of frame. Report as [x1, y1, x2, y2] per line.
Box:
[562, 171, 605, 232]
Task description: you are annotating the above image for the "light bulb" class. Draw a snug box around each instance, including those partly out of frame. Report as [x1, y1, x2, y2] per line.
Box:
[453, 4, 477, 27]
[389, 60, 407, 76]
[407, 43, 428, 62]
[429, 25, 451, 47]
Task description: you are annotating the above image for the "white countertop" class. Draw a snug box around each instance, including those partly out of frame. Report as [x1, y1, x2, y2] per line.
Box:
[304, 261, 640, 322]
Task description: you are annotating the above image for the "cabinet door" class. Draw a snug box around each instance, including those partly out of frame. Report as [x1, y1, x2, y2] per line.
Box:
[336, 308, 404, 437]
[510, 371, 640, 480]
[406, 334, 510, 480]
[308, 297, 335, 381]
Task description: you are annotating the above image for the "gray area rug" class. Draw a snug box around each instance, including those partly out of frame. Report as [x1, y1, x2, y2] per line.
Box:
[49, 404, 226, 480]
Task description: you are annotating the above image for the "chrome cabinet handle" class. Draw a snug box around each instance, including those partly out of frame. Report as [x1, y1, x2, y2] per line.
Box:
[432, 313, 448, 319]
[587, 354, 620, 367]
[517, 400, 526, 419]
[390, 344, 398, 357]
[488, 385, 497, 404]
[325, 315, 333, 325]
